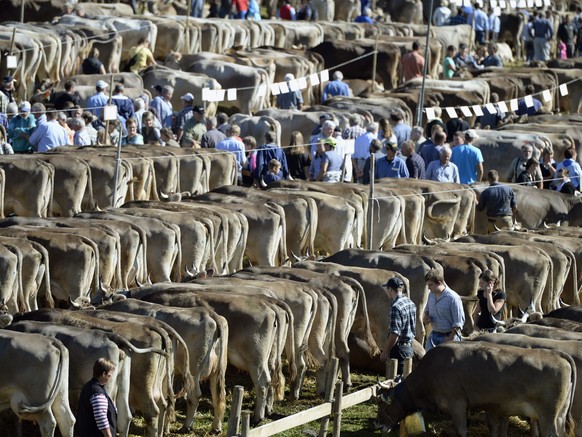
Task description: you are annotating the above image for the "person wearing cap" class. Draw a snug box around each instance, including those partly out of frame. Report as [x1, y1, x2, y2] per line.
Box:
[450, 129, 484, 184]
[181, 105, 206, 146]
[374, 142, 409, 180]
[111, 84, 135, 124]
[379, 277, 416, 375]
[28, 110, 69, 152]
[321, 71, 351, 103]
[254, 130, 289, 183]
[149, 85, 174, 129]
[432, 0, 451, 26]
[476, 169, 516, 233]
[425, 145, 459, 183]
[8, 101, 36, 153]
[0, 76, 17, 106]
[276, 73, 303, 110]
[313, 137, 343, 182]
[423, 268, 465, 352]
[87, 80, 109, 118]
[175, 93, 194, 142]
[201, 116, 227, 149]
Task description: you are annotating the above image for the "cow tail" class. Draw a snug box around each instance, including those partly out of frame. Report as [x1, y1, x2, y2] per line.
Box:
[557, 350, 577, 437]
[80, 158, 95, 210]
[5, 245, 25, 312]
[564, 248, 579, 305]
[212, 312, 229, 427]
[346, 277, 380, 356]
[398, 195, 408, 245]
[32, 242, 54, 309]
[18, 338, 67, 414]
[41, 161, 55, 218]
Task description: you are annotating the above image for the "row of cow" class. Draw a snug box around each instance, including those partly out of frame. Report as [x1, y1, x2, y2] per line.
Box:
[5, 238, 582, 436]
[377, 306, 582, 436]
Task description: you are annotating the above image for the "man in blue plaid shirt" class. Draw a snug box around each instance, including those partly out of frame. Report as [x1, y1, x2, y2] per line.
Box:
[380, 277, 416, 375]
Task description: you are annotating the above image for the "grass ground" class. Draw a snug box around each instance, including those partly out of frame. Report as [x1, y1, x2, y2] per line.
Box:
[126, 367, 532, 437]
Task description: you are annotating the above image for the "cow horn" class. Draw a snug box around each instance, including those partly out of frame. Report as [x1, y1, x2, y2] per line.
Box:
[160, 191, 169, 200]
[68, 296, 82, 309]
[422, 232, 436, 245]
[135, 277, 143, 287]
[520, 311, 530, 323]
[185, 264, 198, 278]
[490, 313, 506, 326]
[290, 251, 302, 262]
[543, 221, 550, 228]
[559, 298, 570, 308]
[99, 278, 108, 293]
[493, 224, 502, 232]
[378, 380, 394, 389]
[260, 178, 268, 188]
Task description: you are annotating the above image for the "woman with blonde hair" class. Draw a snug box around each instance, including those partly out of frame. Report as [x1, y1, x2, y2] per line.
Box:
[285, 131, 311, 180]
[378, 118, 397, 152]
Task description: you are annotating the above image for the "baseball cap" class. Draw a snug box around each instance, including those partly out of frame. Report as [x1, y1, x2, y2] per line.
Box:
[181, 93, 194, 102]
[284, 73, 295, 82]
[3, 75, 15, 84]
[192, 105, 205, 113]
[96, 80, 108, 90]
[19, 101, 31, 112]
[385, 141, 398, 152]
[322, 137, 337, 148]
[384, 277, 404, 289]
[464, 129, 479, 139]
[320, 113, 333, 121]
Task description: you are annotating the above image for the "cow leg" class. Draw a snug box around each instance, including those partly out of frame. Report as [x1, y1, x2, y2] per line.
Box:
[485, 412, 501, 437]
[51, 391, 75, 437]
[34, 410, 58, 437]
[448, 404, 468, 437]
[249, 366, 271, 425]
[206, 372, 225, 434]
[116, 357, 133, 437]
[180, 380, 202, 433]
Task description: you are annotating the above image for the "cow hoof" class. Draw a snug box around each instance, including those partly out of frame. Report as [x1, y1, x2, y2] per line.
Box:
[177, 425, 192, 434]
[209, 428, 221, 435]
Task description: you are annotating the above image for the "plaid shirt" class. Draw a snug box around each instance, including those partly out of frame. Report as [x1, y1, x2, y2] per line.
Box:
[389, 295, 416, 344]
[342, 125, 366, 140]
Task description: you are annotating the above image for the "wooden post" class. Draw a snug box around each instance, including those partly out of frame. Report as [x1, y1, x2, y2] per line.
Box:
[367, 153, 375, 250]
[402, 357, 413, 377]
[104, 74, 115, 146]
[385, 358, 398, 380]
[20, 0, 25, 23]
[185, 0, 192, 53]
[319, 357, 339, 437]
[332, 380, 343, 437]
[9, 28, 16, 56]
[241, 411, 251, 437]
[227, 386, 245, 436]
[370, 30, 380, 94]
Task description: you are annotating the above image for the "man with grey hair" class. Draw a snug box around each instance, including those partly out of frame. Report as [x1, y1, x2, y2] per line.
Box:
[69, 117, 91, 146]
[133, 98, 146, 131]
[352, 121, 378, 183]
[217, 124, 247, 182]
[425, 145, 459, 183]
[410, 125, 426, 151]
[507, 143, 542, 188]
[31, 103, 47, 127]
[149, 84, 174, 128]
[201, 116, 226, 148]
[310, 119, 336, 158]
[276, 73, 303, 110]
[342, 114, 366, 140]
[322, 70, 351, 102]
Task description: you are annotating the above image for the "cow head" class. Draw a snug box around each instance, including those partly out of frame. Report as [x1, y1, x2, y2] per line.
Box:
[375, 379, 409, 433]
[68, 295, 95, 310]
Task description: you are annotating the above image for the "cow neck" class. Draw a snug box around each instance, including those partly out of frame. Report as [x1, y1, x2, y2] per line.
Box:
[395, 380, 417, 414]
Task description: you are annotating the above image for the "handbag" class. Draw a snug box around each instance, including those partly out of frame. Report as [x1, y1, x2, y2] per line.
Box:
[122, 48, 142, 72]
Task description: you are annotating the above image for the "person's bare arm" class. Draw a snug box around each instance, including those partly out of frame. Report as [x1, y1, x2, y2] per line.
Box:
[476, 162, 484, 182]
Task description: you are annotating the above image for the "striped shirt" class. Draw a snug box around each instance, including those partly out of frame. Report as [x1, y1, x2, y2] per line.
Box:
[90, 393, 110, 430]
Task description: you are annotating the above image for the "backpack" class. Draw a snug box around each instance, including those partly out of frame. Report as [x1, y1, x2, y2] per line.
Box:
[122, 48, 143, 72]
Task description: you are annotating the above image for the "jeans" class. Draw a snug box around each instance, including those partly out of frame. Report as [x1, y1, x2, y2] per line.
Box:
[390, 344, 414, 375]
[425, 330, 461, 352]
